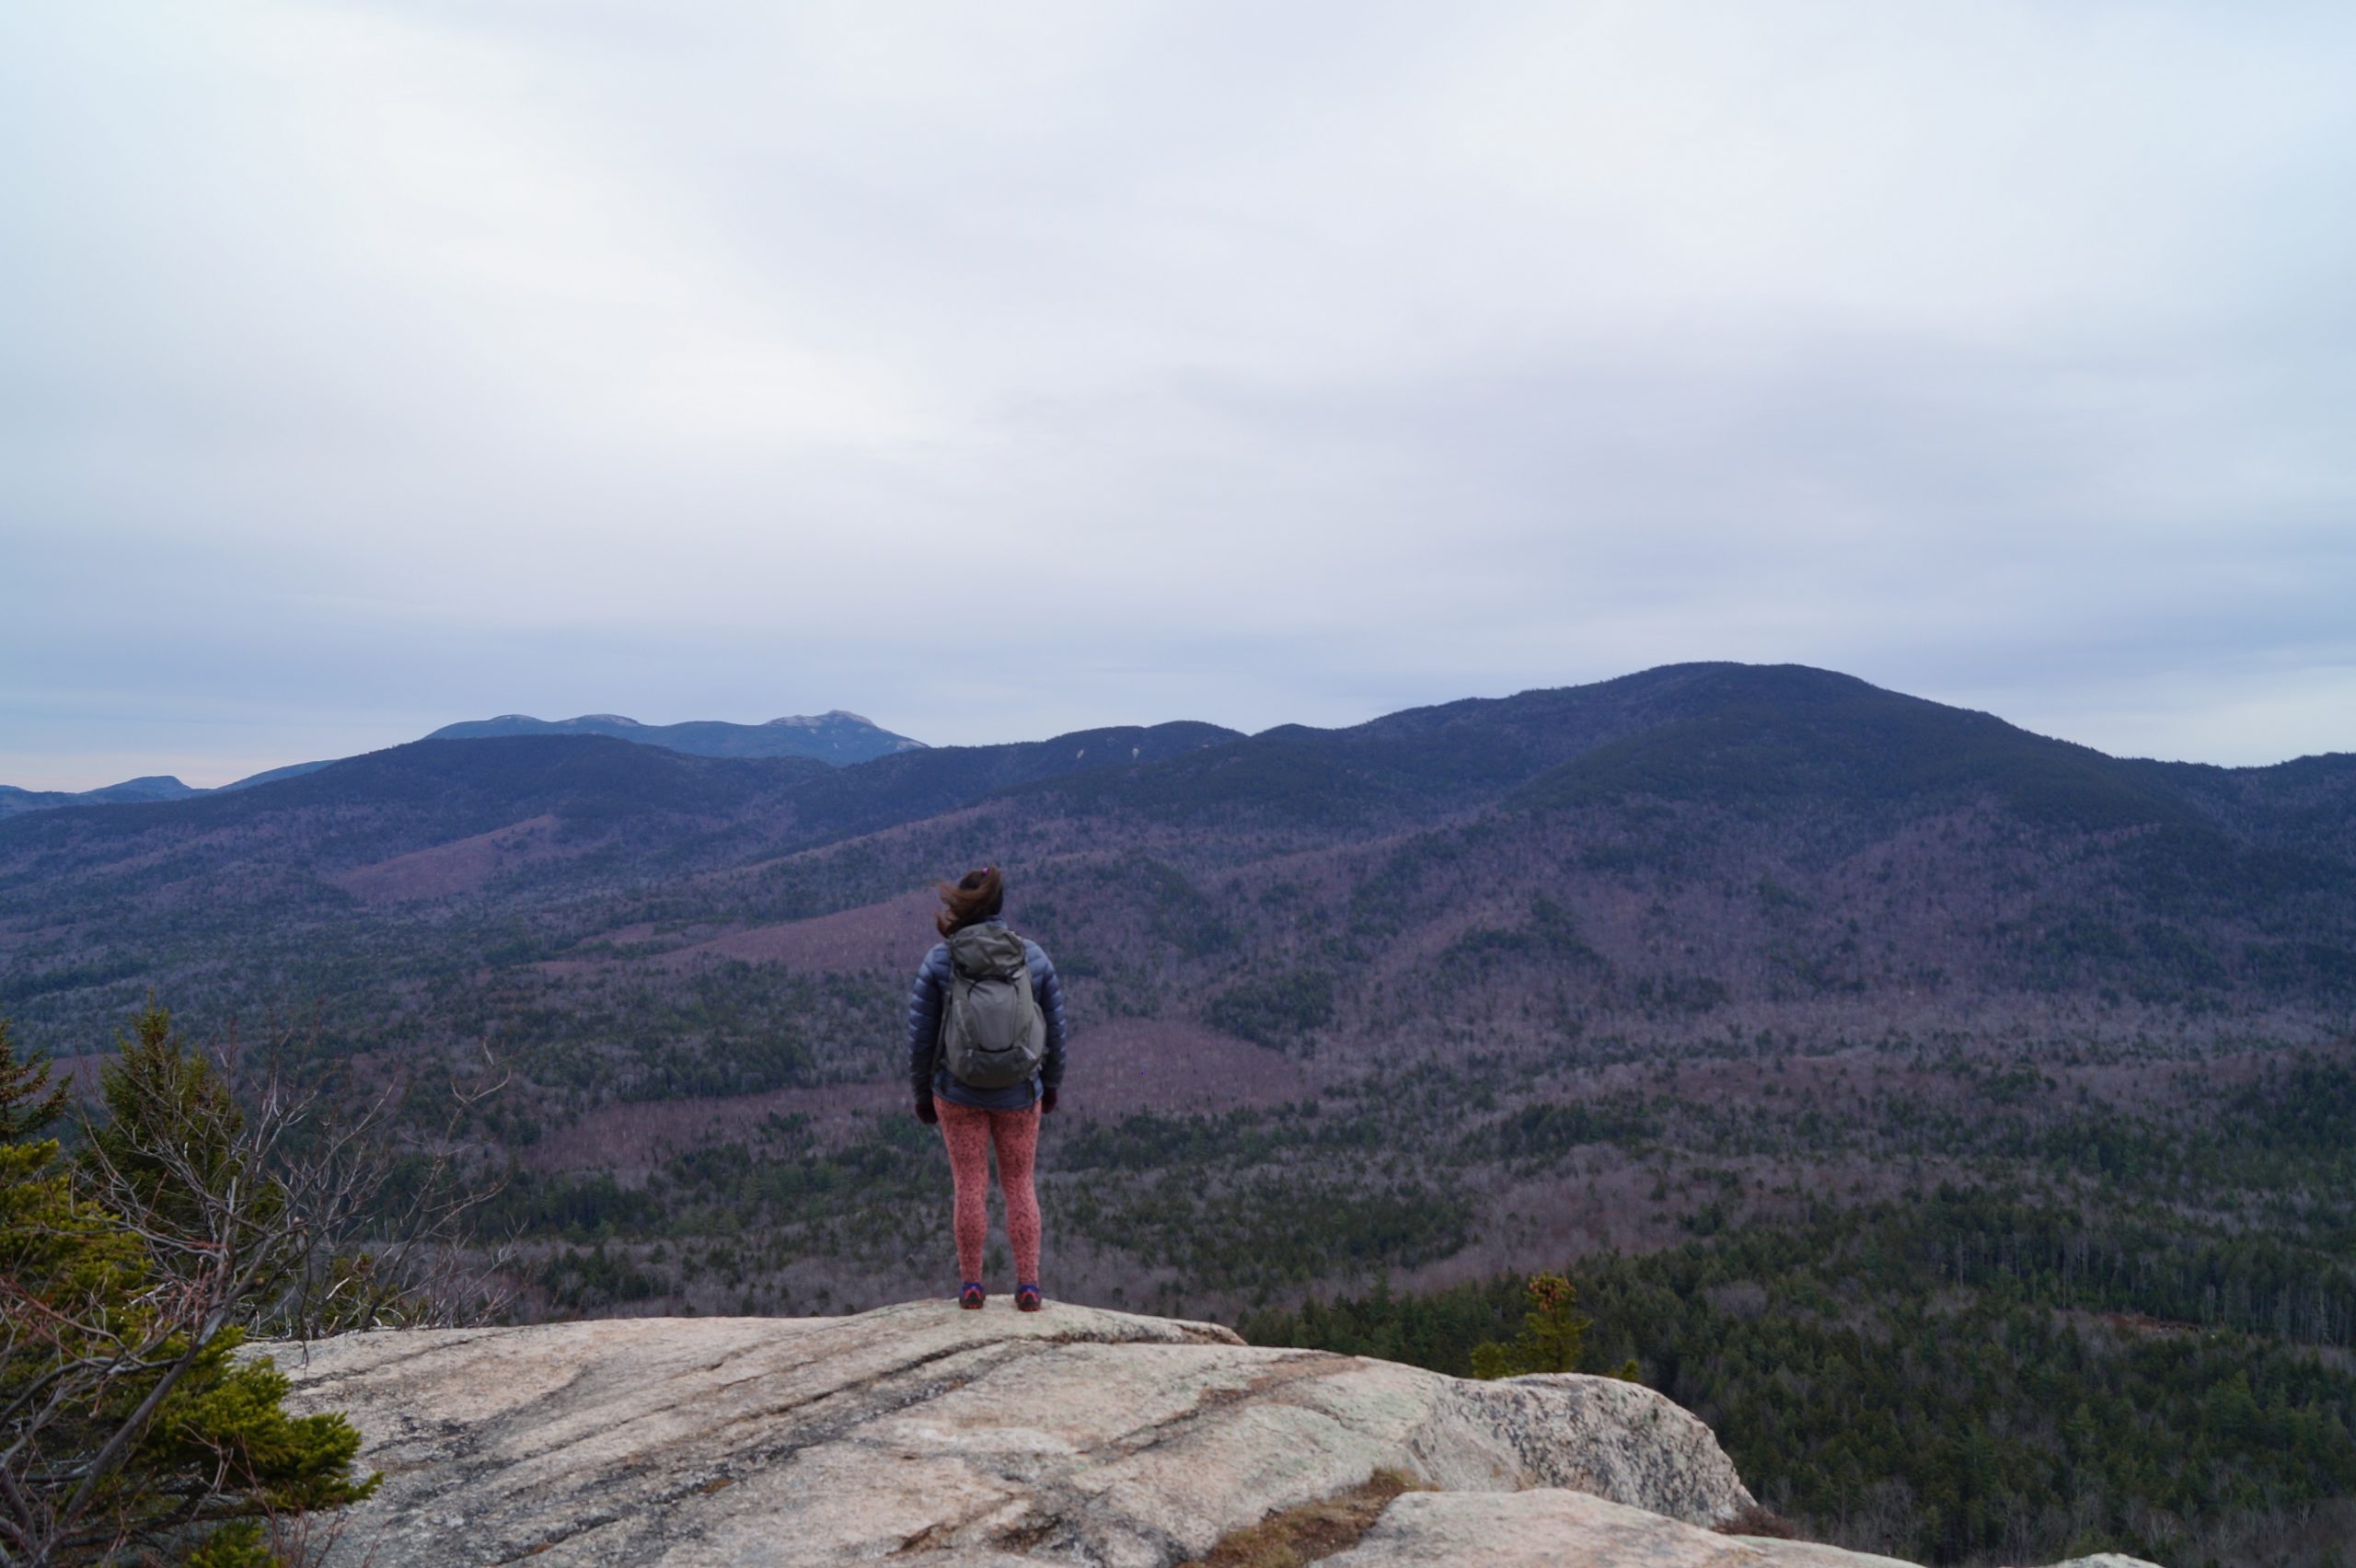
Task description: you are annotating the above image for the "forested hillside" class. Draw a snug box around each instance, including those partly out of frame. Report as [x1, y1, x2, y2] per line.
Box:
[3, 662, 2350, 1565]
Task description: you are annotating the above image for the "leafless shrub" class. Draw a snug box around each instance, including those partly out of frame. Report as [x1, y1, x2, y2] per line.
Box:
[83, 1018, 521, 1339]
[1, 1010, 517, 1565]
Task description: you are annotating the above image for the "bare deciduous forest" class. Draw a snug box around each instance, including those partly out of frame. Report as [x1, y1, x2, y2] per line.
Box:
[5, 663, 2351, 1565]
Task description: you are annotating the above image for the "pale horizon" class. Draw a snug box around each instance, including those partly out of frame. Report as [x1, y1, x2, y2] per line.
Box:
[6, 4, 2352, 793]
[7, 656, 2350, 797]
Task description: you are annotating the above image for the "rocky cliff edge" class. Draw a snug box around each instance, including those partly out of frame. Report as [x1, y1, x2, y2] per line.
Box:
[268, 1300, 2151, 1567]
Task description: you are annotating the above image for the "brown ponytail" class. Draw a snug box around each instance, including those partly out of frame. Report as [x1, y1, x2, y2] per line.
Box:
[935, 865, 1006, 938]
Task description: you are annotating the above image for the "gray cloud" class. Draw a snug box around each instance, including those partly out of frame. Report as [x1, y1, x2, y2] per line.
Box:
[4, 1, 2352, 788]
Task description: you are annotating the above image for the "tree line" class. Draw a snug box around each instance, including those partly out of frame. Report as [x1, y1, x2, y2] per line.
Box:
[1238, 1191, 2356, 1568]
[1, 1010, 497, 1565]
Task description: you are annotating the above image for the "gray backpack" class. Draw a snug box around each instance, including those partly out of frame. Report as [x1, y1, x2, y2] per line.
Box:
[940, 924, 1045, 1090]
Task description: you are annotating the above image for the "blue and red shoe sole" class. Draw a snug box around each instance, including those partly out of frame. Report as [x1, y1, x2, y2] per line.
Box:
[956, 1283, 1044, 1310]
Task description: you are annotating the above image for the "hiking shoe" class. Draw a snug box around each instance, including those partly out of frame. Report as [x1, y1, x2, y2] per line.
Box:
[1015, 1282, 1043, 1312]
[958, 1281, 986, 1310]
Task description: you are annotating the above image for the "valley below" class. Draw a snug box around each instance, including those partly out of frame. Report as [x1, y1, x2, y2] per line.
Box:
[5, 663, 2352, 1566]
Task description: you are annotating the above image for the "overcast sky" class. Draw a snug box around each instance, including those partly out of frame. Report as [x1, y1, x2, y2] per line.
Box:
[4, 2, 2352, 790]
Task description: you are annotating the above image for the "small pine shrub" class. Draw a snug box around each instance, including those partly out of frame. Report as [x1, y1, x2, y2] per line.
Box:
[1469, 1272, 1590, 1378]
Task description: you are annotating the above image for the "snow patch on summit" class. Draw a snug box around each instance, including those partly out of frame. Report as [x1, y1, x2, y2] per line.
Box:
[764, 709, 869, 728]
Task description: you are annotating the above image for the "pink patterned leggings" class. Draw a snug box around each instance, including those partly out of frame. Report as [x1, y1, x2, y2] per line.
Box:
[936, 1101, 1042, 1285]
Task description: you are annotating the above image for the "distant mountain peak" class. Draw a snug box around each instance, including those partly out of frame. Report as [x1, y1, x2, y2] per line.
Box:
[765, 710, 872, 729]
[110, 775, 196, 795]
[421, 709, 924, 766]
[0, 772, 202, 819]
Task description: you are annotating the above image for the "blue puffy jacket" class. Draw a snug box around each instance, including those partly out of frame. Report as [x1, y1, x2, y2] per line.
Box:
[906, 918, 1068, 1110]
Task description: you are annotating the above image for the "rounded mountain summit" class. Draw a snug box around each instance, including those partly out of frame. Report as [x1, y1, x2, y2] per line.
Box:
[423, 709, 927, 765]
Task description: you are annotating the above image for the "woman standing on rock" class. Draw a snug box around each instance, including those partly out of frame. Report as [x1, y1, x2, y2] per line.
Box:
[907, 866, 1067, 1311]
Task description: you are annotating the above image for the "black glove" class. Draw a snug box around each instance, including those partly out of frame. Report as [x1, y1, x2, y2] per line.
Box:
[914, 1096, 939, 1125]
[1039, 1086, 1058, 1116]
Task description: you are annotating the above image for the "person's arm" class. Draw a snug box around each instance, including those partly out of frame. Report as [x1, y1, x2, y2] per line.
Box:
[1032, 945, 1068, 1099]
[906, 946, 948, 1116]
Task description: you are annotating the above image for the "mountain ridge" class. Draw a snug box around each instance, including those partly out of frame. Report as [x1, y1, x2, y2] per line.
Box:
[422, 708, 926, 763]
[6, 660, 2340, 1568]
[0, 709, 928, 819]
[9, 667, 2347, 824]
[6, 661, 2349, 1055]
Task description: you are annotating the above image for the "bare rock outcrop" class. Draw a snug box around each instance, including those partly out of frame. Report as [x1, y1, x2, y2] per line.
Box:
[271, 1299, 1746, 1565]
[1322, 1493, 2165, 1568]
[271, 1302, 2163, 1567]
[1324, 1489, 1920, 1567]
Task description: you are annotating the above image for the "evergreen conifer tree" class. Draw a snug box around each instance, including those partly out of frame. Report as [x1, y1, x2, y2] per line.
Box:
[0, 1016, 68, 1144]
[86, 1004, 275, 1248]
[1469, 1272, 1590, 1378]
[1, 1011, 375, 1564]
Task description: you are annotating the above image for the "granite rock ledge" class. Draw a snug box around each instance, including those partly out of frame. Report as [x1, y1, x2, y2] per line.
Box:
[264, 1302, 2150, 1568]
